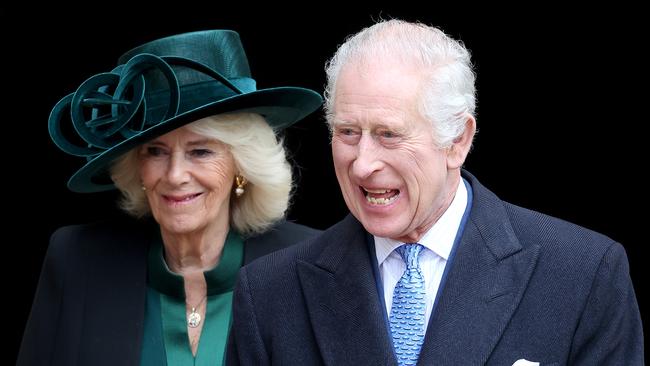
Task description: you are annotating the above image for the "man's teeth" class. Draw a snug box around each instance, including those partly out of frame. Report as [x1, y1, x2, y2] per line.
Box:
[366, 195, 398, 205]
[365, 188, 391, 194]
[363, 188, 399, 205]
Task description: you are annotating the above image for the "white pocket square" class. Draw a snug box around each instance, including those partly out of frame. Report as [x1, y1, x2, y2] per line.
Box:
[512, 359, 539, 366]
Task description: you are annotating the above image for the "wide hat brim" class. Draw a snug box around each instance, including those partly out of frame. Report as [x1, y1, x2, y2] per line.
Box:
[67, 86, 321, 193]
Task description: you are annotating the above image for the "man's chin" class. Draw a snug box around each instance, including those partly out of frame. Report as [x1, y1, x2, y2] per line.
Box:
[359, 218, 403, 240]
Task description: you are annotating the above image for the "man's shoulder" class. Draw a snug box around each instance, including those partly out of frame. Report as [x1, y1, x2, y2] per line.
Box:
[253, 220, 321, 243]
[465, 170, 617, 257]
[242, 221, 322, 263]
[500, 202, 628, 291]
[504, 202, 616, 254]
[466, 171, 621, 281]
[241, 214, 362, 280]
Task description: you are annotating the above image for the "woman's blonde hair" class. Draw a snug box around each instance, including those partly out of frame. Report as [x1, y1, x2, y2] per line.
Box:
[110, 113, 293, 236]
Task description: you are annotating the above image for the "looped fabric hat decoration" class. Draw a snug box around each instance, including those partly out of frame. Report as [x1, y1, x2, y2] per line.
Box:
[49, 30, 322, 193]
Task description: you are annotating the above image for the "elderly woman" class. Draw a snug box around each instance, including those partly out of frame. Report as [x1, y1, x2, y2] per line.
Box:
[17, 30, 322, 366]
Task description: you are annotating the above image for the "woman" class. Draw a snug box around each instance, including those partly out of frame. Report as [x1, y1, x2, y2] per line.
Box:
[17, 30, 322, 365]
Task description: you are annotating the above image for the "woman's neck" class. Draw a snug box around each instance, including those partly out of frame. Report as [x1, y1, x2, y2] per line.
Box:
[161, 220, 229, 275]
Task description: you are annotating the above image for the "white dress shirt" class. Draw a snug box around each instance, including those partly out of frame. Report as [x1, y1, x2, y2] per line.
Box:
[374, 179, 468, 333]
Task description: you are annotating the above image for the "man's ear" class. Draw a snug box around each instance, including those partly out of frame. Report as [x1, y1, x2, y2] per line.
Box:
[447, 116, 476, 169]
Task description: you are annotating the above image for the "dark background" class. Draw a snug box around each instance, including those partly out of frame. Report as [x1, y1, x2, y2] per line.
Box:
[4, 4, 646, 363]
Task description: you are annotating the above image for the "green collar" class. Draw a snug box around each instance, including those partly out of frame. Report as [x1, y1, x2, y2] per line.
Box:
[147, 228, 244, 298]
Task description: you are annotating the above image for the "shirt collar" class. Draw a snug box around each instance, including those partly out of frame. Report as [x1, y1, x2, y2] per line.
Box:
[375, 179, 468, 264]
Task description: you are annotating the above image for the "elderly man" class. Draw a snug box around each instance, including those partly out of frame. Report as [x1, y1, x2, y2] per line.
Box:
[227, 19, 643, 365]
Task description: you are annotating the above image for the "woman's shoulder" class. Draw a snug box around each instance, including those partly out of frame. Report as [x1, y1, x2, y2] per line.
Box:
[49, 217, 153, 257]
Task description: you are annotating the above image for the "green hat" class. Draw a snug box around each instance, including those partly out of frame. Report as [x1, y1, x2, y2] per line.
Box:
[49, 30, 322, 193]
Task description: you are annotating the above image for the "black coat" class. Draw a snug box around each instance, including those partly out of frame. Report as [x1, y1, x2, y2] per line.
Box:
[17, 218, 319, 366]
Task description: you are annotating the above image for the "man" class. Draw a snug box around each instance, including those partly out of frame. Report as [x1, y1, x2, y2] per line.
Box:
[227, 20, 643, 365]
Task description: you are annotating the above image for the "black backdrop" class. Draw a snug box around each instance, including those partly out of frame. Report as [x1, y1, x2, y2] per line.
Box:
[5, 4, 647, 363]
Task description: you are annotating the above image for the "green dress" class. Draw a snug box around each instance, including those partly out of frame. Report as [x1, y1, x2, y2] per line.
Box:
[139, 229, 243, 366]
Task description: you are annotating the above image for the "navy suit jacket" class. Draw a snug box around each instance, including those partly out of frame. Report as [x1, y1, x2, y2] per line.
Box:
[17, 218, 319, 366]
[227, 171, 643, 365]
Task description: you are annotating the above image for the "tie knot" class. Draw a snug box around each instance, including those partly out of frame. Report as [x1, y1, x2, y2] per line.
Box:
[396, 243, 423, 269]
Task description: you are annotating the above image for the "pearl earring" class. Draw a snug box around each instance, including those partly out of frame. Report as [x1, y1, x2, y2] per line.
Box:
[235, 175, 247, 197]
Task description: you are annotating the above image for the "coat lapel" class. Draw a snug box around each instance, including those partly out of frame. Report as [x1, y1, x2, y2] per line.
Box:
[297, 215, 397, 366]
[417, 174, 540, 365]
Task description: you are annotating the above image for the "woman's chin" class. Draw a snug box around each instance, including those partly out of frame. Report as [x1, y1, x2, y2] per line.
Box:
[158, 218, 201, 235]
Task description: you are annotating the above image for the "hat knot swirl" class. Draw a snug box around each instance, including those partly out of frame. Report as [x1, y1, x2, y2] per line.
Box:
[48, 54, 242, 158]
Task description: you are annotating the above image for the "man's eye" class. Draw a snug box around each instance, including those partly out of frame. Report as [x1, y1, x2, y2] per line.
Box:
[378, 129, 401, 140]
[334, 126, 361, 144]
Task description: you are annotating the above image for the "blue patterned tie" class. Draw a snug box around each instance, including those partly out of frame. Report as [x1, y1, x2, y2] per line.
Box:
[389, 243, 426, 366]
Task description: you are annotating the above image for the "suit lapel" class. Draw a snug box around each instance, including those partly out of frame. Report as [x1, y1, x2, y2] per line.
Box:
[417, 174, 540, 365]
[297, 215, 397, 366]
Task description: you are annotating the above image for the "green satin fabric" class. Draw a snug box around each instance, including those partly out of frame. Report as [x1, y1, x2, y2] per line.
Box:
[140, 287, 167, 366]
[140, 229, 243, 365]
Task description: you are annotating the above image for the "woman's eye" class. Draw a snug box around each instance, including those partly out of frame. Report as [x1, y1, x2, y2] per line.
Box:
[146, 146, 165, 156]
[190, 149, 213, 158]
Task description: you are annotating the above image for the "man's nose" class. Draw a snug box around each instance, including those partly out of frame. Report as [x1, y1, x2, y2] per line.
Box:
[351, 134, 384, 179]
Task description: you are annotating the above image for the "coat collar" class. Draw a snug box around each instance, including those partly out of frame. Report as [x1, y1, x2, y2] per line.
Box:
[147, 228, 244, 298]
